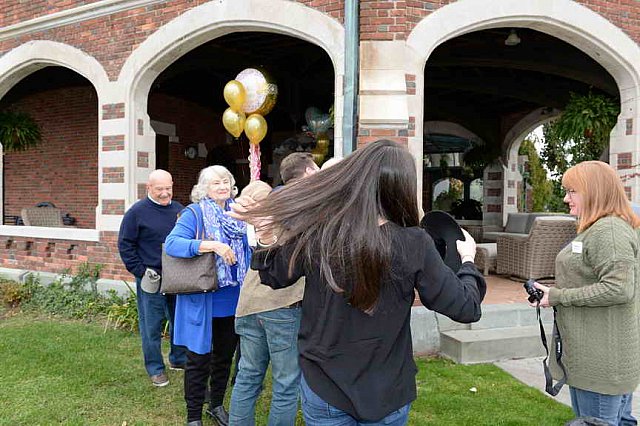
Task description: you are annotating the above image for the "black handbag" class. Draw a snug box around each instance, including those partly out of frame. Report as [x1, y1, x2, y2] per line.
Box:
[160, 205, 218, 294]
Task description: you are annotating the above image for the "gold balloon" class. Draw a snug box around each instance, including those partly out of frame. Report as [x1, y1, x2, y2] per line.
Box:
[244, 114, 268, 145]
[223, 80, 246, 111]
[311, 152, 325, 165]
[222, 107, 246, 138]
[316, 138, 330, 149]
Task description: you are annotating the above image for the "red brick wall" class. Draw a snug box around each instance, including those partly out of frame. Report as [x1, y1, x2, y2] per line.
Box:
[297, 0, 344, 21]
[2, 86, 98, 228]
[576, 0, 640, 44]
[359, 0, 640, 44]
[148, 93, 230, 205]
[0, 1, 342, 81]
[0, 232, 130, 280]
[0, 1, 102, 27]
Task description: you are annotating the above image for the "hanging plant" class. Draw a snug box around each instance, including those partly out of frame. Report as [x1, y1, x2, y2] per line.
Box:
[0, 110, 42, 152]
[552, 91, 619, 161]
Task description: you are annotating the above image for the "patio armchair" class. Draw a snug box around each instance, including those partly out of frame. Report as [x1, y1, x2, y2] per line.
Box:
[496, 216, 577, 280]
[20, 207, 65, 227]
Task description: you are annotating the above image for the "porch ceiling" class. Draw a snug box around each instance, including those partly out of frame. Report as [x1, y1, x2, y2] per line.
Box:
[424, 28, 619, 149]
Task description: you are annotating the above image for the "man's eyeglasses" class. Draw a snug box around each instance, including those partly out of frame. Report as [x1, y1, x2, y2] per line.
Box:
[562, 188, 577, 198]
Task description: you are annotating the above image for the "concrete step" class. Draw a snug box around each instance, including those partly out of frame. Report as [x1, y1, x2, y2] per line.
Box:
[437, 303, 553, 332]
[440, 325, 552, 364]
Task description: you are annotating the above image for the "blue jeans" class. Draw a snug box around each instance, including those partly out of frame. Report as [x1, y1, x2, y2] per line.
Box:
[299, 375, 410, 426]
[570, 387, 636, 426]
[229, 306, 302, 426]
[136, 278, 186, 376]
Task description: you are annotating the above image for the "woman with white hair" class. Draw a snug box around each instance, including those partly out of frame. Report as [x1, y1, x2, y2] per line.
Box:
[165, 165, 251, 426]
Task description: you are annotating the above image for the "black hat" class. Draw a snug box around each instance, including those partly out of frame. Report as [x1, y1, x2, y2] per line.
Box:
[420, 210, 464, 272]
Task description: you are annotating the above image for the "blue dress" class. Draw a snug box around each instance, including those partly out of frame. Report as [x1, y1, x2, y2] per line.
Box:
[165, 203, 249, 354]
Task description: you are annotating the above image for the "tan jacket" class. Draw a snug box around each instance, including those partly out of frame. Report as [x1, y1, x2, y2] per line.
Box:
[235, 268, 305, 317]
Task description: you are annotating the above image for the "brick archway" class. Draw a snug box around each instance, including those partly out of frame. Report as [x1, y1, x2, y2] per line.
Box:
[0, 40, 108, 230]
[116, 0, 345, 212]
[406, 0, 640, 208]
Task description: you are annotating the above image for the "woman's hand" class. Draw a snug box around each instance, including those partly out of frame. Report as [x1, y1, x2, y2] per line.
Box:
[531, 281, 551, 308]
[199, 240, 236, 265]
[456, 228, 476, 264]
[227, 198, 276, 241]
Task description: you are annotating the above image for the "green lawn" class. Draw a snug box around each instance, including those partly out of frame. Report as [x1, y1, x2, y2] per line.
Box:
[0, 312, 573, 425]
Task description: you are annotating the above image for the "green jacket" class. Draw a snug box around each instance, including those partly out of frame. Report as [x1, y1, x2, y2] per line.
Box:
[549, 216, 640, 395]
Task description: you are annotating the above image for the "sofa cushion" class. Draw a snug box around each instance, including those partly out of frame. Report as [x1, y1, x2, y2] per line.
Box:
[504, 213, 529, 233]
[525, 213, 572, 233]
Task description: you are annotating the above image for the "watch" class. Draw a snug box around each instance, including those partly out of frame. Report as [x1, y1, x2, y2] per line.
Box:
[184, 146, 197, 159]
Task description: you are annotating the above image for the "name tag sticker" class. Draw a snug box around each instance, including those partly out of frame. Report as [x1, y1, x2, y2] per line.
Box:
[572, 241, 583, 254]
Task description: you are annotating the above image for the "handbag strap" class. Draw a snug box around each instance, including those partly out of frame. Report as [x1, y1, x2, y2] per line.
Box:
[185, 205, 205, 240]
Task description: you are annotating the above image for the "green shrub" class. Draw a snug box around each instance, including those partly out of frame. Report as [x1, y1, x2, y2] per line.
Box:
[105, 282, 139, 333]
[0, 279, 30, 308]
[22, 262, 121, 322]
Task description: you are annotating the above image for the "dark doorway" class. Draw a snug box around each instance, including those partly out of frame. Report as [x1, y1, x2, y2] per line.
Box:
[156, 134, 169, 171]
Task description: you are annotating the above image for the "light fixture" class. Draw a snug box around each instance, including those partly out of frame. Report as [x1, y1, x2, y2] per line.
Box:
[505, 29, 521, 46]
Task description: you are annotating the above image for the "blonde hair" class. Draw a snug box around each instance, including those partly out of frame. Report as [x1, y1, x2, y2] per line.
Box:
[562, 160, 640, 232]
[190, 165, 238, 202]
[239, 180, 272, 203]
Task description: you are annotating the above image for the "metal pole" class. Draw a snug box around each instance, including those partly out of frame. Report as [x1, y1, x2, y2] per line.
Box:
[342, 0, 359, 156]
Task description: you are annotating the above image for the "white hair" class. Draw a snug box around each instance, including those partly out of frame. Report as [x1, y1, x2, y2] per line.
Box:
[190, 165, 238, 203]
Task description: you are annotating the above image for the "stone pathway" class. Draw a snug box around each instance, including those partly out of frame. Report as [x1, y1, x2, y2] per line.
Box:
[496, 357, 640, 417]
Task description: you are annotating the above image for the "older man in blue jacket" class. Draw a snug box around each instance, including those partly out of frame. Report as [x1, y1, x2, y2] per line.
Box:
[118, 169, 186, 387]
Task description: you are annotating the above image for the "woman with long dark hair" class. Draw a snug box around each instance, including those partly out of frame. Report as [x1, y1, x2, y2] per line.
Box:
[230, 139, 486, 425]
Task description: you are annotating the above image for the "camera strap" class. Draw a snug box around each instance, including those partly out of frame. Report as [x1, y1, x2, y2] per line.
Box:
[537, 305, 567, 396]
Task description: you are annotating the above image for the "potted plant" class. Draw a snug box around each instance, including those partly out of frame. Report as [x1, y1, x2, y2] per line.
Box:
[0, 110, 41, 152]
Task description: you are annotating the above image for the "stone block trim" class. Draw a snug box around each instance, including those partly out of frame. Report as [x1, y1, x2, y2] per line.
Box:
[357, 127, 409, 146]
[0, 232, 131, 280]
[102, 199, 125, 215]
[617, 152, 633, 170]
[102, 103, 124, 120]
[137, 151, 149, 168]
[102, 135, 125, 151]
[405, 74, 416, 95]
[102, 167, 124, 183]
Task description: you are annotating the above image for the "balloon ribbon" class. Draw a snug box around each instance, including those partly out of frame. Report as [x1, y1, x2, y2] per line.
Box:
[249, 143, 261, 181]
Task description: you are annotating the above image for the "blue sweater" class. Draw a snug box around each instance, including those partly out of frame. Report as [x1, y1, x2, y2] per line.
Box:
[165, 203, 249, 354]
[118, 197, 183, 278]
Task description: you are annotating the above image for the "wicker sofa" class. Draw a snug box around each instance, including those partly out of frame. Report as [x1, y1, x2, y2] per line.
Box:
[496, 216, 577, 280]
[483, 212, 570, 243]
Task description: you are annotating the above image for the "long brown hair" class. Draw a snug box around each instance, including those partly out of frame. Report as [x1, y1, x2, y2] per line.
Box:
[252, 139, 420, 311]
[562, 160, 640, 232]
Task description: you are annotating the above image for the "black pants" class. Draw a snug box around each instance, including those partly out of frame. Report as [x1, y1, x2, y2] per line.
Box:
[184, 316, 238, 422]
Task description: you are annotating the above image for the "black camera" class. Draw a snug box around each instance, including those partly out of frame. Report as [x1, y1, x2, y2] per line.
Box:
[524, 279, 544, 303]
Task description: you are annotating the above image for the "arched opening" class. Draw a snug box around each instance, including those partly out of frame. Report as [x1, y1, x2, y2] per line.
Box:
[0, 67, 98, 228]
[421, 27, 621, 227]
[146, 31, 335, 204]
[407, 0, 640, 227]
[119, 0, 344, 207]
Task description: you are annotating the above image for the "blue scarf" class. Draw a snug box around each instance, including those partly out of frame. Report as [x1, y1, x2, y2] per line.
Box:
[199, 198, 249, 288]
